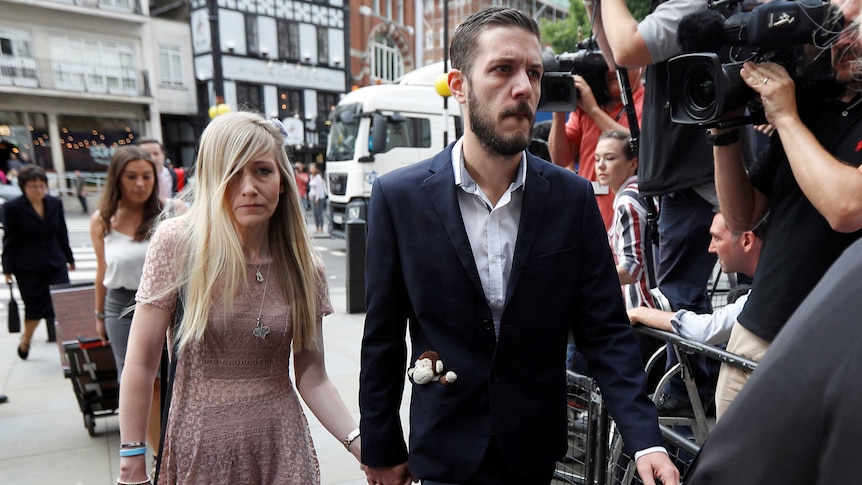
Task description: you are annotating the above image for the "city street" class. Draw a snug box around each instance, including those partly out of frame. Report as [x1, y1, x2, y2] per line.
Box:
[0, 200, 403, 484]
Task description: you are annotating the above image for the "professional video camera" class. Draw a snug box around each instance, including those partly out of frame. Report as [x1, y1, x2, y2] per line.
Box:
[538, 38, 611, 112]
[667, 0, 844, 126]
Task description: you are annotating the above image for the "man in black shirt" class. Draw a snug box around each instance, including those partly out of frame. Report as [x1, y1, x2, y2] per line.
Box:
[708, 0, 862, 417]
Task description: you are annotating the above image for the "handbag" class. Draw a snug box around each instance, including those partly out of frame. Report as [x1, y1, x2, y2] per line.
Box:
[7, 282, 20, 333]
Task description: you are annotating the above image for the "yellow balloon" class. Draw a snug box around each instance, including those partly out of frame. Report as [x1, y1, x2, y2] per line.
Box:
[208, 103, 232, 119]
[435, 73, 451, 98]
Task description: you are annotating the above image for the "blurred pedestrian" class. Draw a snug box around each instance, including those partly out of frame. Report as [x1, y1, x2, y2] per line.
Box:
[137, 138, 177, 198]
[3, 166, 75, 356]
[308, 162, 326, 233]
[294, 162, 309, 211]
[74, 170, 88, 214]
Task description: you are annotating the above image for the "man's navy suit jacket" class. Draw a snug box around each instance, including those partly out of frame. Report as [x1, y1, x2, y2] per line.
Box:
[359, 146, 662, 481]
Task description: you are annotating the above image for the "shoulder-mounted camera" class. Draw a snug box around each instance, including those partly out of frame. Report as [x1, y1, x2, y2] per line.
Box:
[538, 38, 611, 112]
[668, 0, 845, 126]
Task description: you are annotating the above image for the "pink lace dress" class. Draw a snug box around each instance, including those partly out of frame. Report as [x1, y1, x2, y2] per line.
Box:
[137, 219, 333, 484]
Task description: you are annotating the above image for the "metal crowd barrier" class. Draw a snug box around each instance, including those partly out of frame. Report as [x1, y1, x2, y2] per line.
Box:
[553, 326, 758, 485]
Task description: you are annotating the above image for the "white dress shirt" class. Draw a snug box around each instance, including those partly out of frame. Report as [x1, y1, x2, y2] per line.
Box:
[671, 291, 749, 346]
[451, 138, 526, 337]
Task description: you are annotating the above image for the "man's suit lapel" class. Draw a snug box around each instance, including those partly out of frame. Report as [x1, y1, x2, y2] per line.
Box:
[423, 149, 485, 298]
[505, 156, 549, 304]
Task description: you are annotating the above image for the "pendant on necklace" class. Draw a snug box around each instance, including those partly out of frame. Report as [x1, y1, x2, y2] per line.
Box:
[255, 268, 264, 283]
[253, 317, 270, 339]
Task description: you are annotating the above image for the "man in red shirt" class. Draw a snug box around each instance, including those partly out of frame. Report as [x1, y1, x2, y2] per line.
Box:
[548, 67, 644, 229]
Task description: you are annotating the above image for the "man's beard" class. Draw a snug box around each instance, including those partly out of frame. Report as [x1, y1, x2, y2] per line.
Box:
[467, 88, 534, 156]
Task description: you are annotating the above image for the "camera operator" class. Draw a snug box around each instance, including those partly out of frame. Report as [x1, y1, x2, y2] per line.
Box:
[548, 67, 644, 229]
[588, 0, 722, 417]
[708, 0, 862, 418]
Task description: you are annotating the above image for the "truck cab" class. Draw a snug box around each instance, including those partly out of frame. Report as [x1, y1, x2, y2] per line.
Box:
[325, 64, 462, 237]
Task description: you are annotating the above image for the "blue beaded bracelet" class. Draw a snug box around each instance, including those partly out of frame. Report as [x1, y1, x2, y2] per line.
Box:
[119, 447, 147, 457]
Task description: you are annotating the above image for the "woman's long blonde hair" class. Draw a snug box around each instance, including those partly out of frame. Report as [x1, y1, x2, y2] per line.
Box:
[168, 111, 320, 354]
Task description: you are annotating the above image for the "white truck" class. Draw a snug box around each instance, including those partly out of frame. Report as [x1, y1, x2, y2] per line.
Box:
[325, 62, 462, 237]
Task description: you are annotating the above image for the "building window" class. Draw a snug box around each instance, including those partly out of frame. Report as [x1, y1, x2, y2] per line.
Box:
[98, 0, 136, 12]
[0, 38, 12, 56]
[277, 20, 300, 61]
[50, 36, 139, 95]
[158, 45, 184, 87]
[316, 92, 338, 121]
[245, 14, 258, 56]
[0, 111, 50, 171]
[384, 117, 431, 150]
[57, 115, 142, 171]
[424, 29, 433, 52]
[236, 82, 264, 113]
[316, 27, 329, 65]
[0, 28, 37, 86]
[278, 88, 303, 119]
[370, 35, 403, 83]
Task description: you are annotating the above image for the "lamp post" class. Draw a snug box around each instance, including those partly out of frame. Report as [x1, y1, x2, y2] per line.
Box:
[442, 0, 449, 146]
[207, 0, 230, 119]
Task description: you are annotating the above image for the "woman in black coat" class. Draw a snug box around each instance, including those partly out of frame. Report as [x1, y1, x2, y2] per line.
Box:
[3, 166, 75, 359]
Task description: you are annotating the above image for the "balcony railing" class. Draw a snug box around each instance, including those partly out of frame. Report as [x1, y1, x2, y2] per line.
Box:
[45, 0, 141, 15]
[0, 57, 151, 98]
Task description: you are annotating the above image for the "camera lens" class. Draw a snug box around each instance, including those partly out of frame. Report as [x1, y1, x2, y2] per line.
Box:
[547, 80, 571, 102]
[684, 66, 716, 112]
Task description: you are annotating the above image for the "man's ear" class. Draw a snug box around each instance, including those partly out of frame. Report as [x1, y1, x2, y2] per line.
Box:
[740, 231, 754, 251]
[449, 69, 467, 104]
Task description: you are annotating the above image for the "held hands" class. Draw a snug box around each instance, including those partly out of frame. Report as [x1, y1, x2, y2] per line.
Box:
[740, 61, 798, 129]
[635, 451, 680, 485]
[363, 462, 417, 485]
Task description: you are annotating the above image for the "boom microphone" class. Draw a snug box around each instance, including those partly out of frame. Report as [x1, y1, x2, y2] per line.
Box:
[677, 9, 729, 54]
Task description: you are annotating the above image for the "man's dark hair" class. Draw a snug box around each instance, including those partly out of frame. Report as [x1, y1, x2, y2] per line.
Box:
[136, 137, 165, 153]
[16, 165, 47, 191]
[449, 7, 540, 78]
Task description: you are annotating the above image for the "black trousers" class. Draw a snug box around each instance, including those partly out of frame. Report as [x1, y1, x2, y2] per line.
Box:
[423, 437, 555, 485]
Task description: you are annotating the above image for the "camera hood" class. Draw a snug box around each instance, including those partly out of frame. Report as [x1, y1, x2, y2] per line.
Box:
[667, 53, 752, 125]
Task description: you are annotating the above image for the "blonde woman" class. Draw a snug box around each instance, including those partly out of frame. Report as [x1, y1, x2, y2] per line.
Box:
[116, 112, 360, 485]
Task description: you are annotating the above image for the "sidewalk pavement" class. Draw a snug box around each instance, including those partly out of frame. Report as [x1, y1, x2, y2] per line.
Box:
[0, 275, 410, 483]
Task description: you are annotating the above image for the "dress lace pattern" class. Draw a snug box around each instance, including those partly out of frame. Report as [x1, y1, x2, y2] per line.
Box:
[137, 219, 333, 484]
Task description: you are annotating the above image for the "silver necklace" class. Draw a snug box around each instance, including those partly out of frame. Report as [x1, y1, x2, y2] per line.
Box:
[248, 263, 271, 339]
[252, 262, 266, 283]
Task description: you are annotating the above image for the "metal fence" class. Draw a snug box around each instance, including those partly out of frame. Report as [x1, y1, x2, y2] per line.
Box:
[553, 326, 758, 485]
